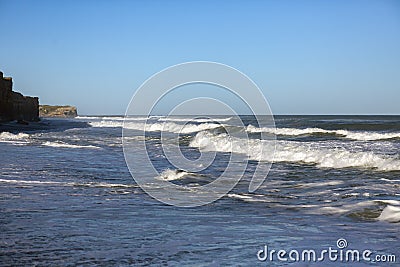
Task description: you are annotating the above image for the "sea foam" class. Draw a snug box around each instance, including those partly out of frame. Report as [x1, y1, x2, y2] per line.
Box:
[90, 120, 221, 134]
[378, 205, 400, 223]
[190, 131, 400, 171]
[89, 120, 123, 128]
[0, 132, 29, 140]
[156, 169, 190, 181]
[42, 141, 100, 149]
[77, 116, 149, 121]
[158, 117, 232, 123]
[88, 118, 400, 141]
[246, 125, 400, 141]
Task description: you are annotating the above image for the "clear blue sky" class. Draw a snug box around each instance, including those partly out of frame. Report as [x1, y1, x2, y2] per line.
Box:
[0, 0, 399, 115]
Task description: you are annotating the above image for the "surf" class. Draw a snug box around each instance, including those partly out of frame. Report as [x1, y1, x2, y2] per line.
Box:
[190, 131, 400, 171]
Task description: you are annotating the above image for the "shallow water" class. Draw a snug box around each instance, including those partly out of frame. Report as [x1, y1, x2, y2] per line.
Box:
[1, 116, 399, 265]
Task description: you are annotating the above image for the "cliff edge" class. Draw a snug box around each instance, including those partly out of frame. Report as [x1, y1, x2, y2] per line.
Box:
[0, 71, 39, 122]
[39, 105, 78, 118]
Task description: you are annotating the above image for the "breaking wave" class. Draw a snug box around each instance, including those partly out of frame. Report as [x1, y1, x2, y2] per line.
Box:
[190, 131, 400, 171]
[158, 117, 232, 123]
[340, 131, 400, 141]
[144, 122, 221, 134]
[77, 116, 149, 121]
[0, 132, 29, 141]
[42, 141, 100, 149]
[156, 169, 190, 181]
[91, 120, 221, 134]
[76, 116, 102, 120]
[89, 120, 123, 128]
[246, 125, 400, 141]
[225, 194, 400, 222]
[378, 205, 400, 223]
[87, 118, 400, 141]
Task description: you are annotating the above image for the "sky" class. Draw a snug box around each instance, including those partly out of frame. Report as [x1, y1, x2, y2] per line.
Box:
[0, 0, 399, 115]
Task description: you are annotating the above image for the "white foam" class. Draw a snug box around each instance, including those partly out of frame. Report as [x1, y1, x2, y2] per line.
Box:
[76, 116, 101, 120]
[378, 205, 400, 223]
[96, 116, 127, 121]
[246, 125, 400, 141]
[89, 120, 123, 128]
[190, 131, 400, 171]
[89, 119, 400, 141]
[42, 141, 100, 149]
[0, 132, 29, 141]
[247, 125, 334, 136]
[158, 117, 231, 123]
[78, 116, 150, 122]
[103, 116, 149, 121]
[156, 169, 190, 181]
[339, 130, 400, 141]
[299, 181, 344, 188]
[226, 193, 254, 200]
[314, 206, 351, 215]
[0, 178, 61, 185]
[145, 122, 221, 134]
[380, 178, 400, 183]
[309, 201, 380, 215]
[224, 192, 400, 222]
[90, 120, 221, 134]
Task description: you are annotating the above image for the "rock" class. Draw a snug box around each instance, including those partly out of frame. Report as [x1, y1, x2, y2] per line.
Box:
[17, 119, 29, 125]
[0, 71, 39, 122]
[39, 105, 78, 118]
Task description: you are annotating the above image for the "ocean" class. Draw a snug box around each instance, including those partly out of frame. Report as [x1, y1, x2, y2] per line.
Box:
[1, 115, 399, 266]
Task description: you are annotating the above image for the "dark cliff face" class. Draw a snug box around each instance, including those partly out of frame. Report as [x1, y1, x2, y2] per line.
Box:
[0, 71, 39, 122]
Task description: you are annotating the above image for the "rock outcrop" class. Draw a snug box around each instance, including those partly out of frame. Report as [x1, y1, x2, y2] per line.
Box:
[0, 71, 39, 122]
[39, 105, 78, 118]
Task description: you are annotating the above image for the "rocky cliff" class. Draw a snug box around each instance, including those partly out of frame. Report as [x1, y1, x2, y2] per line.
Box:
[39, 105, 78, 118]
[0, 71, 39, 122]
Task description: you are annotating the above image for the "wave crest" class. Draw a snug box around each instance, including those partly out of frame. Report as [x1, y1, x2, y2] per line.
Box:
[156, 169, 190, 181]
[158, 117, 231, 123]
[0, 132, 29, 140]
[246, 125, 400, 141]
[378, 205, 400, 223]
[90, 120, 221, 134]
[190, 131, 400, 171]
[42, 141, 100, 149]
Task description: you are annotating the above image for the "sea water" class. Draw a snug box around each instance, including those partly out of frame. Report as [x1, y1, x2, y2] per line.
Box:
[0, 115, 399, 265]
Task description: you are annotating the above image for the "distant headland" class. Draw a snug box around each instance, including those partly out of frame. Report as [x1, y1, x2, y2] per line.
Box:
[39, 105, 77, 118]
[0, 71, 77, 123]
